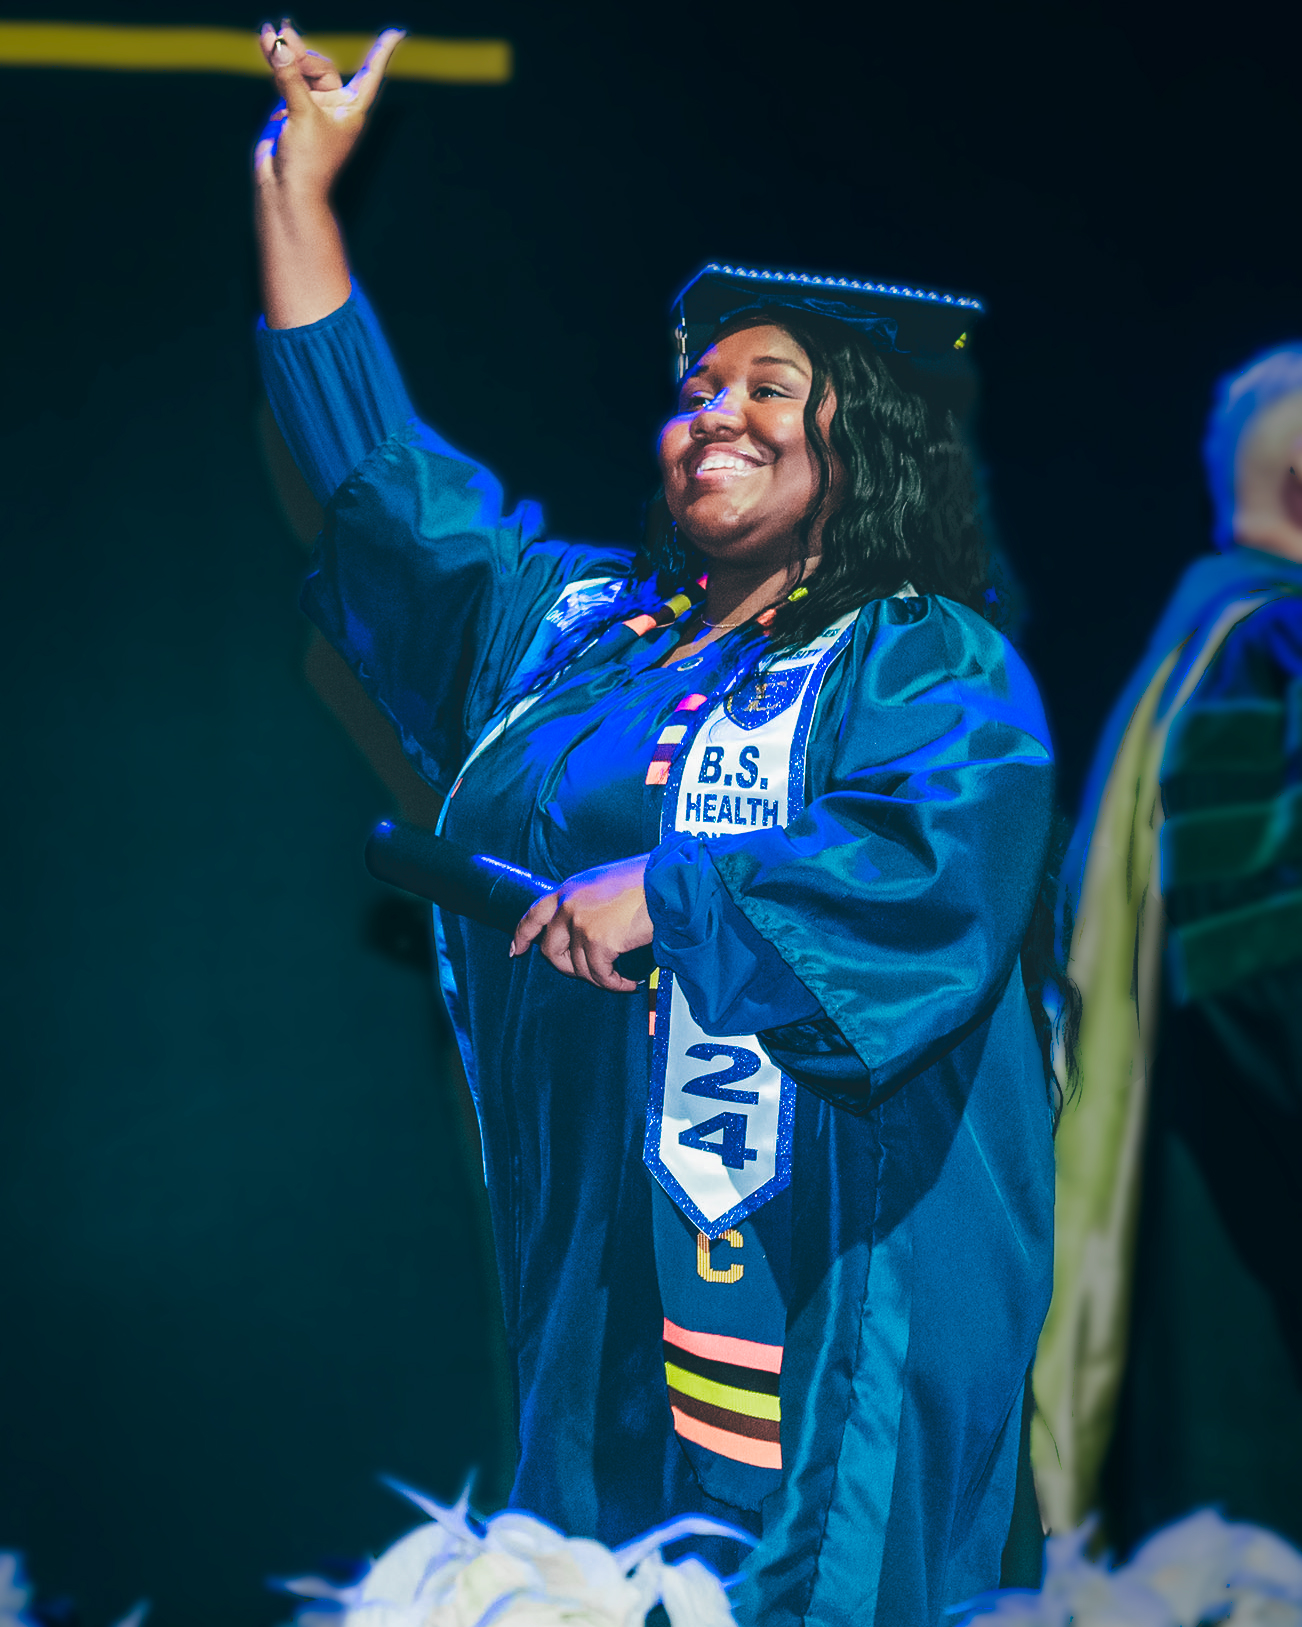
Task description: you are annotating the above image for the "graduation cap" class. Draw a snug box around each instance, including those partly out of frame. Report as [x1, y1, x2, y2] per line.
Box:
[671, 261, 985, 421]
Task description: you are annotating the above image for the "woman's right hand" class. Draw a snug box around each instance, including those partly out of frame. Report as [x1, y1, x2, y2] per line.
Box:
[253, 22, 405, 204]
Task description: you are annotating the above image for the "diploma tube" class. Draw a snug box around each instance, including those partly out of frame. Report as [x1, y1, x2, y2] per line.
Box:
[363, 819, 655, 983]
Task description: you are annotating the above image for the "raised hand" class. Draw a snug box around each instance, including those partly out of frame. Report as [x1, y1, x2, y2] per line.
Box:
[253, 21, 404, 329]
[254, 22, 405, 201]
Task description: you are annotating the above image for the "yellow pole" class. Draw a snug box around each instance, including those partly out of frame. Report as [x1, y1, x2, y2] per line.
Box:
[0, 22, 511, 83]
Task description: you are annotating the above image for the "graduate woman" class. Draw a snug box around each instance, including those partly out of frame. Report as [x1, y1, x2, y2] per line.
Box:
[253, 25, 1058, 1624]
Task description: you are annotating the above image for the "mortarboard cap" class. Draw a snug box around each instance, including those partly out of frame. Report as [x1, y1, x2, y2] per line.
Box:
[672, 261, 986, 421]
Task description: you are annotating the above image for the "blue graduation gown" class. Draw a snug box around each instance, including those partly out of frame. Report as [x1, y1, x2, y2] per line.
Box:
[303, 418, 1057, 1626]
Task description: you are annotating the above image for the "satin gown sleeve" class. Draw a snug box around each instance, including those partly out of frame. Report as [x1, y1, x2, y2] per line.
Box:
[644, 594, 1055, 1107]
[1161, 592, 1302, 999]
[256, 282, 417, 503]
[255, 287, 633, 796]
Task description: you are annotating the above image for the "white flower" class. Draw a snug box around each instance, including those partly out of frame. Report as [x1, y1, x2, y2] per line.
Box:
[956, 1511, 1302, 1627]
[1230, 1527, 1302, 1604]
[652, 1556, 738, 1627]
[1126, 1510, 1302, 1627]
[0, 1554, 145, 1627]
[1226, 1598, 1302, 1627]
[0, 1554, 34, 1627]
[962, 1520, 1167, 1627]
[1126, 1509, 1243, 1623]
[281, 1482, 750, 1627]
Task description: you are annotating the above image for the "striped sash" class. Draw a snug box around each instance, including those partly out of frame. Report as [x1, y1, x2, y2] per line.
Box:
[663, 1316, 783, 1472]
[644, 613, 858, 1505]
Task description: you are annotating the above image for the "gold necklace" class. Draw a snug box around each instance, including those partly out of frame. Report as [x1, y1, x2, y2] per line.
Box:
[696, 583, 808, 633]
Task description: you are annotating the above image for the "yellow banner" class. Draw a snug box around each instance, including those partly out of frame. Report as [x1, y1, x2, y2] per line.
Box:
[0, 22, 511, 83]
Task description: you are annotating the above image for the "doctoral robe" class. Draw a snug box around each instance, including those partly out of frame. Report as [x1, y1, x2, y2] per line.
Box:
[1034, 548, 1302, 1548]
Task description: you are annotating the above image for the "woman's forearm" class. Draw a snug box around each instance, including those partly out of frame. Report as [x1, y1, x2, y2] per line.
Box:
[256, 188, 352, 331]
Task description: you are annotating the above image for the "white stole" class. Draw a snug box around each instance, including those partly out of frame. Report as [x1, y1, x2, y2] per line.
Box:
[644, 614, 858, 1237]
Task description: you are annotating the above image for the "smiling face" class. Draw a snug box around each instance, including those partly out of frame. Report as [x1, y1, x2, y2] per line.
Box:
[657, 323, 838, 574]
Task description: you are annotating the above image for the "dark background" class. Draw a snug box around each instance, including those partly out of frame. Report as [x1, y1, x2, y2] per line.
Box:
[2, 1, 1299, 1622]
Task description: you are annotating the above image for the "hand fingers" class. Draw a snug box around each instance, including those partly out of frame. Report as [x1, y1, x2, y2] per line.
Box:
[576, 939, 637, 993]
[346, 28, 407, 112]
[540, 930, 576, 976]
[568, 936, 597, 985]
[300, 48, 344, 93]
[554, 919, 637, 993]
[259, 22, 316, 115]
[511, 892, 559, 959]
[512, 894, 583, 982]
[539, 914, 577, 978]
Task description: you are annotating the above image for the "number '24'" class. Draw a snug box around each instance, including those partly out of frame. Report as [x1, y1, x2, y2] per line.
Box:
[677, 1043, 759, 1169]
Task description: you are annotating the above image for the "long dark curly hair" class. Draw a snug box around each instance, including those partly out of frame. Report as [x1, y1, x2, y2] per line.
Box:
[678, 307, 1078, 1108]
[510, 302, 997, 689]
[635, 303, 994, 649]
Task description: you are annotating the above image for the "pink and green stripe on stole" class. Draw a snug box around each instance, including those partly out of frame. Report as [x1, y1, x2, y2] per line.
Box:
[662, 1316, 783, 1470]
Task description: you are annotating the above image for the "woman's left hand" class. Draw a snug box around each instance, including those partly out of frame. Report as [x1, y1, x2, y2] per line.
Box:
[511, 856, 653, 992]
